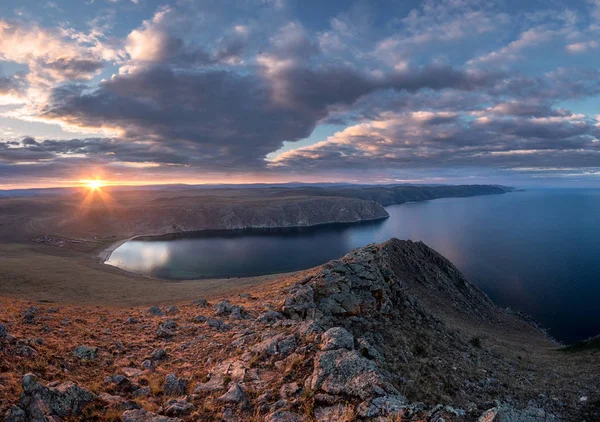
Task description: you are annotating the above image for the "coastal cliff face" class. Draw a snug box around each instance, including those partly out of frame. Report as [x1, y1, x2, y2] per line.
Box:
[2, 239, 598, 421]
[53, 196, 389, 239]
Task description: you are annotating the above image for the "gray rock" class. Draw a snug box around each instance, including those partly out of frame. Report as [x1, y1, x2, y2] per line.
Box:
[297, 321, 324, 337]
[193, 315, 207, 323]
[308, 349, 400, 400]
[265, 410, 305, 422]
[357, 395, 407, 418]
[280, 382, 301, 398]
[0, 323, 8, 339]
[133, 386, 151, 397]
[193, 375, 226, 393]
[321, 327, 354, 351]
[257, 310, 284, 324]
[163, 373, 187, 396]
[73, 345, 98, 360]
[315, 405, 352, 421]
[217, 383, 245, 402]
[192, 298, 209, 307]
[230, 305, 244, 320]
[165, 306, 179, 315]
[150, 348, 167, 361]
[14, 344, 37, 357]
[157, 320, 177, 338]
[164, 399, 195, 417]
[22, 307, 39, 324]
[148, 306, 165, 316]
[123, 408, 182, 422]
[251, 334, 297, 357]
[8, 373, 95, 420]
[282, 285, 316, 318]
[206, 318, 231, 331]
[214, 300, 233, 316]
[125, 317, 139, 324]
[142, 359, 155, 371]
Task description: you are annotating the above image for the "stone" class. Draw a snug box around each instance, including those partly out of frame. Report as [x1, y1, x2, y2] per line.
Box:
[280, 382, 301, 398]
[142, 359, 155, 371]
[149, 348, 167, 361]
[133, 386, 151, 397]
[73, 345, 98, 360]
[193, 375, 226, 393]
[265, 410, 305, 422]
[125, 317, 139, 324]
[357, 395, 407, 418]
[214, 300, 233, 316]
[230, 305, 244, 320]
[206, 318, 231, 331]
[217, 383, 245, 402]
[8, 373, 95, 420]
[163, 373, 187, 396]
[22, 307, 39, 324]
[252, 334, 297, 357]
[123, 408, 182, 422]
[157, 321, 177, 338]
[315, 405, 353, 421]
[0, 323, 8, 339]
[477, 404, 559, 422]
[148, 306, 164, 316]
[257, 310, 284, 324]
[164, 399, 195, 417]
[321, 327, 354, 351]
[308, 349, 400, 400]
[192, 298, 209, 307]
[282, 285, 316, 318]
[193, 315, 207, 323]
[297, 321, 324, 337]
[14, 344, 37, 357]
[165, 306, 179, 315]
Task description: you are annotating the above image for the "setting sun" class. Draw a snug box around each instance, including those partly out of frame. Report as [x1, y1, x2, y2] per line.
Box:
[82, 180, 105, 191]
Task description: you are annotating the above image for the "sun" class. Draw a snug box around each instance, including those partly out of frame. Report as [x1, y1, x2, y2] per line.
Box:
[82, 180, 105, 191]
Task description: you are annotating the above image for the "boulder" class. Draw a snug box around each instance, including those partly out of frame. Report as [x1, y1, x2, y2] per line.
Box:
[217, 383, 245, 403]
[5, 373, 95, 421]
[192, 298, 209, 307]
[308, 349, 400, 400]
[163, 373, 187, 396]
[321, 327, 354, 351]
[148, 306, 165, 316]
[73, 345, 98, 360]
[257, 310, 284, 324]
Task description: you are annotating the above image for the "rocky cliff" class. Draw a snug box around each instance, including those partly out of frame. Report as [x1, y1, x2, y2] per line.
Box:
[51, 196, 389, 239]
[2, 240, 598, 421]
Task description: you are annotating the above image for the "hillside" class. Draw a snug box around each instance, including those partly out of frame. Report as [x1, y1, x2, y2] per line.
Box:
[1, 239, 598, 421]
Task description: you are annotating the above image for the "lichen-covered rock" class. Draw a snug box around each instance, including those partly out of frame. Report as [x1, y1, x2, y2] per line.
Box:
[192, 298, 209, 307]
[163, 373, 188, 396]
[0, 323, 8, 339]
[308, 349, 400, 400]
[257, 310, 284, 324]
[123, 408, 182, 422]
[164, 399, 195, 417]
[6, 373, 95, 421]
[214, 300, 233, 316]
[148, 306, 164, 316]
[73, 345, 98, 360]
[357, 395, 407, 418]
[321, 327, 354, 351]
[217, 383, 245, 402]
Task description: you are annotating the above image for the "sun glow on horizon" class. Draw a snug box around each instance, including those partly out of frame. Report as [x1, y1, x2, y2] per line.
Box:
[81, 179, 106, 191]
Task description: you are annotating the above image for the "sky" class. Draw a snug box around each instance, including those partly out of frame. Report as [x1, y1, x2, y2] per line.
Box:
[0, 0, 600, 188]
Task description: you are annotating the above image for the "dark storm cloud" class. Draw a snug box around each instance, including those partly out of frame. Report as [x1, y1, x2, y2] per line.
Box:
[39, 62, 503, 170]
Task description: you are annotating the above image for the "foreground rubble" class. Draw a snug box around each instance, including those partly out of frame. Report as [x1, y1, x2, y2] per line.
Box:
[1, 239, 599, 421]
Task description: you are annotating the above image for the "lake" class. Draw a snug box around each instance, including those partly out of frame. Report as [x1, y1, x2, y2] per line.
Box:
[106, 189, 600, 344]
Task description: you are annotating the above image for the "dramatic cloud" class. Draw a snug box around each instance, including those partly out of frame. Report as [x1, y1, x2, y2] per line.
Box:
[1, 0, 600, 186]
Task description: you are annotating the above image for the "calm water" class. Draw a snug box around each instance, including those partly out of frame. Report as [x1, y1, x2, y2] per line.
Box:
[107, 189, 600, 344]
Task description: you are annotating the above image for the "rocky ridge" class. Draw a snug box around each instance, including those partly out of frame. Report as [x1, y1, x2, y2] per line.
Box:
[1, 239, 599, 421]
